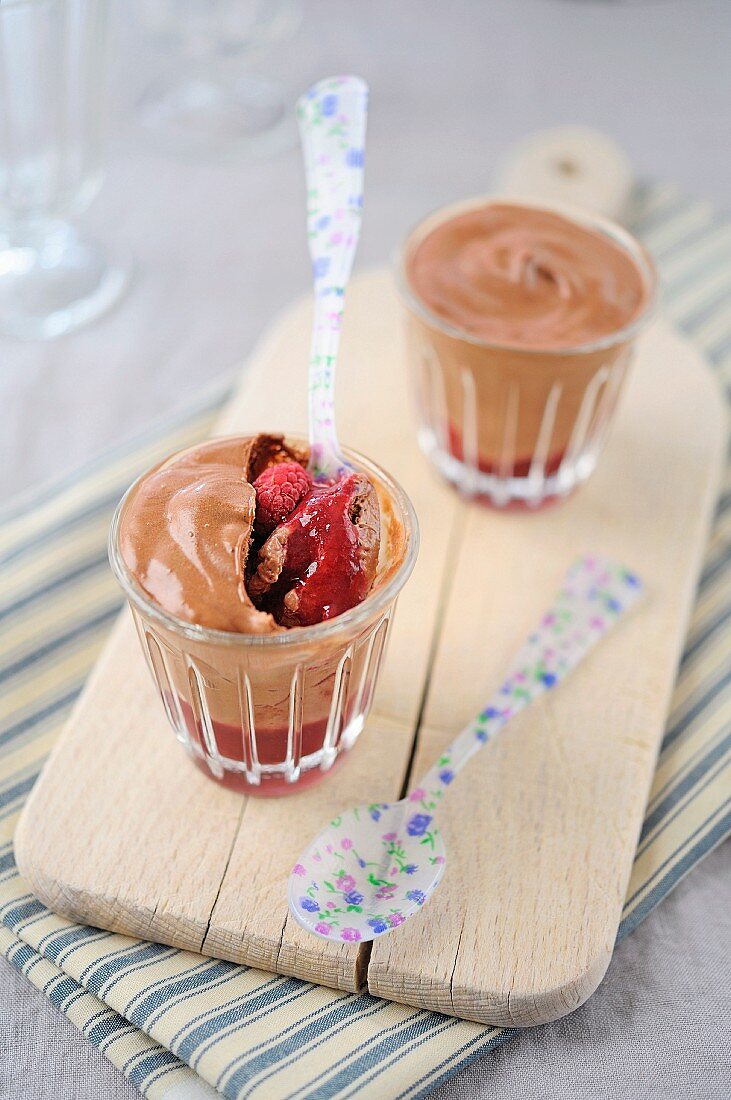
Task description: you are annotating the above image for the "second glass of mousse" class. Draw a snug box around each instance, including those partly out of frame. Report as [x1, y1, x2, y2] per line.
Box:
[398, 198, 656, 507]
[110, 434, 418, 796]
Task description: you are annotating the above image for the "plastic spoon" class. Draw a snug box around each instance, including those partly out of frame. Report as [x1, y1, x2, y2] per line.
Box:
[297, 75, 368, 482]
[288, 555, 643, 943]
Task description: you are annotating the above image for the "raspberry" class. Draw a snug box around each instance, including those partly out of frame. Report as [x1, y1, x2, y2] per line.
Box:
[253, 462, 312, 533]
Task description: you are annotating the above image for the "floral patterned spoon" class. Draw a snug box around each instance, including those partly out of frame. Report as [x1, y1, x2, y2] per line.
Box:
[297, 75, 368, 482]
[289, 555, 643, 943]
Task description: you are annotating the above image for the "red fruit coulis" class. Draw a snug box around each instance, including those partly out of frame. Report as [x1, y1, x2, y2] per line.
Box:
[263, 473, 372, 626]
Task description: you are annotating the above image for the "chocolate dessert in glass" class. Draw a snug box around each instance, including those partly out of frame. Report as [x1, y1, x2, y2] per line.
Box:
[397, 198, 656, 507]
[109, 434, 418, 795]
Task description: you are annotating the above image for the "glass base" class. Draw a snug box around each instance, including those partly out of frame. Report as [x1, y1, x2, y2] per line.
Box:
[183, 714, 365, 797]
[138, 73, 296, 161]
[420, 429, 596, 509]
[0, 223, 129, 340]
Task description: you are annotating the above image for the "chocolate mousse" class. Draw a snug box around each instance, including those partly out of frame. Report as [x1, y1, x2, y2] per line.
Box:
[406, 202, 649, 350]
[400, 199, 655, 505]
[119, 434, 381, 633]
[111, 434, 416, 796]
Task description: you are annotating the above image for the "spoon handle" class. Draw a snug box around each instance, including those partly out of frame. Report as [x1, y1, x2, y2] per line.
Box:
[297, 75, 368, 480]
[415, 555, 642, 800]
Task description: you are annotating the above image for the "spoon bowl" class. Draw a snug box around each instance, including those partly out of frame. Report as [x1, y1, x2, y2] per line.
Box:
[289, 798, 447, 942]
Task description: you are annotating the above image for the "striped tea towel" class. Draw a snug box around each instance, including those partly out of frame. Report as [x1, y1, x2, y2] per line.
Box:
[0, 183, 729, 1100]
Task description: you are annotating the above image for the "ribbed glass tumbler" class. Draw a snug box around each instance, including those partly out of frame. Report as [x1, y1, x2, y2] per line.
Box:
[109, 444, 418, 796]
[397, 198, 657, 508]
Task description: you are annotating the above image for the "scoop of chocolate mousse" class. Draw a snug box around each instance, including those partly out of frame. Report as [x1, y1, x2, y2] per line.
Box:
[119, 438, 286, 633]
[249, 472, 380, 628]
[119, 434, 381, 634]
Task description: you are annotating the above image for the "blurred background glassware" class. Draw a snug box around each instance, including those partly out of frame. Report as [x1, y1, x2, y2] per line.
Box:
[135, 0, 302, 160]
[0, 0, 128, 340]
[397, 198, 657, 509]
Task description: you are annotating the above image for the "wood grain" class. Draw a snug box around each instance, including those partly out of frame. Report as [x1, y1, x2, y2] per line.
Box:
[15, 270, 726, 1023]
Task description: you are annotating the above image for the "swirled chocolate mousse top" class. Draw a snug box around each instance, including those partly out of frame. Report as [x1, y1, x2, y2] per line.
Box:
[118, 434, 380, 633]
[405, 202, 650, 351]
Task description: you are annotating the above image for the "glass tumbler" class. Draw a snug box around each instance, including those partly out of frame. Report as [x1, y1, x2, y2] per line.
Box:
[0, 0, 128, 340]
[109, 441, 418, 796]
[397, 198, 657, 508]
[136, 0, 302, 160]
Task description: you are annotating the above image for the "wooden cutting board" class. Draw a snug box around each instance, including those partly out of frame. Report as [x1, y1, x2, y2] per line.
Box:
[15, 270, 726, 1027]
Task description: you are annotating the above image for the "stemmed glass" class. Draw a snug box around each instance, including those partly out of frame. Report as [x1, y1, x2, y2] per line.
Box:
[136, 0, 302, 160]
[0, 0, 128, 340]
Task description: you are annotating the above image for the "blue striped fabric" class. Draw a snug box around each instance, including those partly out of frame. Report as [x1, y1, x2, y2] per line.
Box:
[0, 183, 729, 1099]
